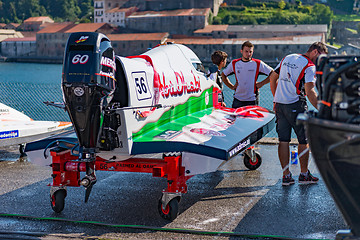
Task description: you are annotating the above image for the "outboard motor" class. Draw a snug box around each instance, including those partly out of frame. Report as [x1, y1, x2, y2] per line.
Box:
[62, 32, 116, 161]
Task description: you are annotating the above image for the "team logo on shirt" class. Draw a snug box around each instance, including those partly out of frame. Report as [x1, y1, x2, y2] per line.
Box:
[283, 62, 298, 69]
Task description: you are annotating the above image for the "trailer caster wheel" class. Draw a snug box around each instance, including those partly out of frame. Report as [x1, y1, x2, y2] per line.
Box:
[244, 151, 262, 170]
[158, 198, 179, 221]
[51, 190, 66, 213]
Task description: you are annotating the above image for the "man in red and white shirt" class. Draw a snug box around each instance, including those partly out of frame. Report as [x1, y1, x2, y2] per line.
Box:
[269, 42, 328, 186]
[221, 41, 273, 108]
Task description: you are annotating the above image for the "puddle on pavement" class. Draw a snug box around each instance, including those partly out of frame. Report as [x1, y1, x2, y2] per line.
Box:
[0, 146, 26, 162]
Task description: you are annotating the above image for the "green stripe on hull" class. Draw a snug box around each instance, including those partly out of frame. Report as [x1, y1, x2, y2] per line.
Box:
[133, 87, 214, 142]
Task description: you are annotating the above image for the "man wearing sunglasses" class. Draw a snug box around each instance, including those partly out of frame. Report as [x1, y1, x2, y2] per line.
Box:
[269, 42, 328, 186]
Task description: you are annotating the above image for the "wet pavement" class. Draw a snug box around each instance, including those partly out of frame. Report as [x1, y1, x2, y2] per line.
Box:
[0, 144, 348, 240]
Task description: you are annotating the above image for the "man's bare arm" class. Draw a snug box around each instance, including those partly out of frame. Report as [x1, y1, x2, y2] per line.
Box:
[221, 72, 236, 90]
[256, 71, 273, 89]
[305, 82, 318, 110]
[269, 71, 279, 97]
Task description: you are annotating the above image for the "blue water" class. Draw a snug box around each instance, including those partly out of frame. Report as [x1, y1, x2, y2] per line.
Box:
[0, 62, 66, 121]
[0, 62, 62, 84]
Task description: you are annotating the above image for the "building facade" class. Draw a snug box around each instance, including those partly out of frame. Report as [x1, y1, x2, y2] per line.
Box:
[109, 32, 169, 56]
[36, 23, 113, 58]
[126, 8, 211, 35]
[168, 34, 334, 66]
[194, 24, 328, 42]
[0, 29, 24, 42]
[21, 16, 54, 31]
[94, 0, 129, 24]
[1, 37, 36, 57]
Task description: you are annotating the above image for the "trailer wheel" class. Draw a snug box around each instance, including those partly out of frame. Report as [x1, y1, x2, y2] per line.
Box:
[244, 151, 262, 170]
[158, 198, 179, 221]
[51, 190, 66, 213]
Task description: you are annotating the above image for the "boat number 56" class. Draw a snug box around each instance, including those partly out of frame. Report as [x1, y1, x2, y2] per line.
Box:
[132, 71, 152, 101]
[72, 54, 89, 64]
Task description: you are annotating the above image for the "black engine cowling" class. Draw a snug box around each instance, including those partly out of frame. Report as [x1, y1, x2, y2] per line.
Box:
[62, 32, 116, 158]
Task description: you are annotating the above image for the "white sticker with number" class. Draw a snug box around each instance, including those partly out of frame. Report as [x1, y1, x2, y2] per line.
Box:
[132, 71, 152, 101]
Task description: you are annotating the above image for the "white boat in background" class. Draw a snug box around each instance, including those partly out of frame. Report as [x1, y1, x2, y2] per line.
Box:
[0, 103, 72, 148]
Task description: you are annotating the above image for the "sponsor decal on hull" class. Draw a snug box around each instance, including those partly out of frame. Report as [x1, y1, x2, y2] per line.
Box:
[190, 128, 225, 137]
[229, 138, 250, 158]
[154, 130, 182, 140]
[159, 70, 201, 98]
[0, 130, 19, 139]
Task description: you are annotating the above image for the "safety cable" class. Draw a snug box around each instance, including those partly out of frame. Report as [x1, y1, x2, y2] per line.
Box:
[0, 213, 329, 240]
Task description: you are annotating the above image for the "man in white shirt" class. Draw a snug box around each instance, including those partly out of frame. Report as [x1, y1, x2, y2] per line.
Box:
[221, 41, 273, 108]
[269, 42, 328, 186]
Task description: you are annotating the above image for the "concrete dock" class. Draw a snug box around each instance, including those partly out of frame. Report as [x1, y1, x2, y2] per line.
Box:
[0, 143, 348, 240]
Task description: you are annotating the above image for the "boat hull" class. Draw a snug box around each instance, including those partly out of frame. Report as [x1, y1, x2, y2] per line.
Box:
[0, 121, 72, 148]
[303, 116, 360, 236]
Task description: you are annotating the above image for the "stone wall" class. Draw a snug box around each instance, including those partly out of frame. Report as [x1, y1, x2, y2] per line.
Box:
[127, 14, 209, 35]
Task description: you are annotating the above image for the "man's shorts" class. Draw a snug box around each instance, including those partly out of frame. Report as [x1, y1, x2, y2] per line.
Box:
[275, 100, 308, 144]
[232, 98, 256, 108]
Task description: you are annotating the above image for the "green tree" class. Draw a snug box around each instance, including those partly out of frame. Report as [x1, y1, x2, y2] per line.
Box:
[237, 0, 253, 6]
[311, 3, 333, 25]
[78, 0, 93, 19]
[0, 0, 94, 23]
[17, 0, 47, 20]
[224, 14, 235, 24]
[327, 0, 354, 14]
[8, 2, 18, 22]
[213, 16, 222, 24]
[356, 23, 360, 34]
[278, 0, 286, 10]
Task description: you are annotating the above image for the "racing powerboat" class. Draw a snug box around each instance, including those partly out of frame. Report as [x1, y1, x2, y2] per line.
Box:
[299, 55, 360, 239]
[0, 103, 72, 151]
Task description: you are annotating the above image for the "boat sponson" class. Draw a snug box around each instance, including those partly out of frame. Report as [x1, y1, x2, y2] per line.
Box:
[305, 116, 360, 236]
